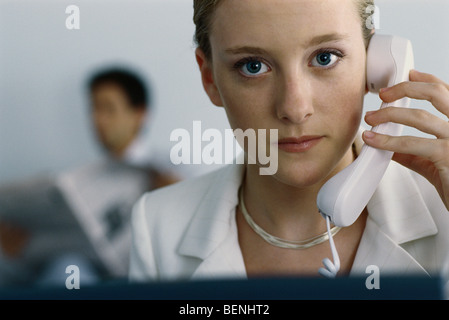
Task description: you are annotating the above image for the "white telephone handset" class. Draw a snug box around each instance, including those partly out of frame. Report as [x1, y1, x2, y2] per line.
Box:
[315, 34, 414, 278]
[317, 34, 415, 227]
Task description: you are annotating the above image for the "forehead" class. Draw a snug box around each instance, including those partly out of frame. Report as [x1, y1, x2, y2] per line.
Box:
[91, 84, 134, 113]
[210, 0, 362, 51]
[93, 82, 123, 93]
[92, 83, 128, 100]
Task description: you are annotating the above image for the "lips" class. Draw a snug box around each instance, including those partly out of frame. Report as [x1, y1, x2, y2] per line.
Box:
[276, 136, 323, 153]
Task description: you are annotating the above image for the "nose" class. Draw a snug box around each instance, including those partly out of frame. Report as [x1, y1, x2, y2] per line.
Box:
[276, 73, 314, 124]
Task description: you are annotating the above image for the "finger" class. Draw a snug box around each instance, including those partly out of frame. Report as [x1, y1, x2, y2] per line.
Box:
[379, 81, 449, 117]
[362, 131, 449, 166]
[392, 152, 438, 180]
[365, 107, 449, 139]
[409, 70, 449, 89]
[392, 152, 444, 198]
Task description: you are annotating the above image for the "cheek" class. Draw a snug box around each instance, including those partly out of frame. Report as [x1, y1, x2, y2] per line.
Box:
[218, 80, 273, 131]
[334, 89, 364, 124]
[317, 73, 366, 133]
[215, 70, 276, 132]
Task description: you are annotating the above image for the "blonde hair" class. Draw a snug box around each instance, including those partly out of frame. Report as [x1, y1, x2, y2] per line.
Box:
[193, 0, 375, 59]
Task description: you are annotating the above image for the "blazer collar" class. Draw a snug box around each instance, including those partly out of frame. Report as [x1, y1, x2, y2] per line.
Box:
[350, 163, 438, 277]
[366, 162, 438, 245]
[177, 159, 246, 278]
[350, 217, 430, 276]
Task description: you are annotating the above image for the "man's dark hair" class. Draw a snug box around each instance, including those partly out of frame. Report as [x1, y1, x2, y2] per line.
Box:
[88, 68, 150, 111]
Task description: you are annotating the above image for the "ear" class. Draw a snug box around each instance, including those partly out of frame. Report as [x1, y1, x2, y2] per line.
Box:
[195, 48, 223, 107]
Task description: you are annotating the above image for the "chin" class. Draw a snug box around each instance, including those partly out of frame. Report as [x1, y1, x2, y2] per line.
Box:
[269, 160, 329, 189]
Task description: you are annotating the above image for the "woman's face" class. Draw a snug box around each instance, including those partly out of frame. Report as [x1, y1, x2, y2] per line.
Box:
[198, 0, 368, 187]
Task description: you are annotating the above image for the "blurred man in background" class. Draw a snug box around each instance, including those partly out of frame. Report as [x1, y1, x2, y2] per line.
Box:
[0, 67, 179, 288]
[90, 68, 148, 160]
[88, 67, 179, 187]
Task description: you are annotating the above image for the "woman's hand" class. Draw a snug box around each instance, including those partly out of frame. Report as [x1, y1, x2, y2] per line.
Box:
[362, 70, 449, 210]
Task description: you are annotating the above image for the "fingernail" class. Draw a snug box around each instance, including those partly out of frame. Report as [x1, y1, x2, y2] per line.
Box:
[379, 87, 391, 93]
[365, 111, 375, 117]
[363, 131, 376, 139]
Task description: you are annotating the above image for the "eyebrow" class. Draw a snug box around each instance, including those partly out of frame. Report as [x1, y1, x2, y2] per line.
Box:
[306, 33, 350, 47]
[224, 33, 350, 55]
[225, 46, 269, 56]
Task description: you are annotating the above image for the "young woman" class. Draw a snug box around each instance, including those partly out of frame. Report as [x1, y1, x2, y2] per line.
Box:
[129, 0, 449, 281]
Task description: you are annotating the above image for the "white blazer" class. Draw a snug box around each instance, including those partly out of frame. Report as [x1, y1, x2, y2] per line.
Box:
[129, 159, 449, 282]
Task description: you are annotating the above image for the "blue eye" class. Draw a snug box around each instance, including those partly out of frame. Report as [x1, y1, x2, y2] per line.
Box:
[246, 61, 262, 73]
[311, 52, 340, 68]
[239, 59, 270, 76]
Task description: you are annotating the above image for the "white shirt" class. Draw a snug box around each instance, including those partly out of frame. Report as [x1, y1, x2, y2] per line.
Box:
[129, 154, 449, 281]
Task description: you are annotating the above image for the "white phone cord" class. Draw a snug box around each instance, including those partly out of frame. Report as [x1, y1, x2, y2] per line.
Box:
[318, 215, 341, 278]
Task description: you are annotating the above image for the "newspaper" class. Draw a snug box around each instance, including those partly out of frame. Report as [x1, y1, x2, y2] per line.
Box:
[55, 159, 150, 277]
[0, 159, 150, 284]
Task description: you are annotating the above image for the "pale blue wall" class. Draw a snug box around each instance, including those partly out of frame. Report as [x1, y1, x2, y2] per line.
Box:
[0, 0, 448, 183]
